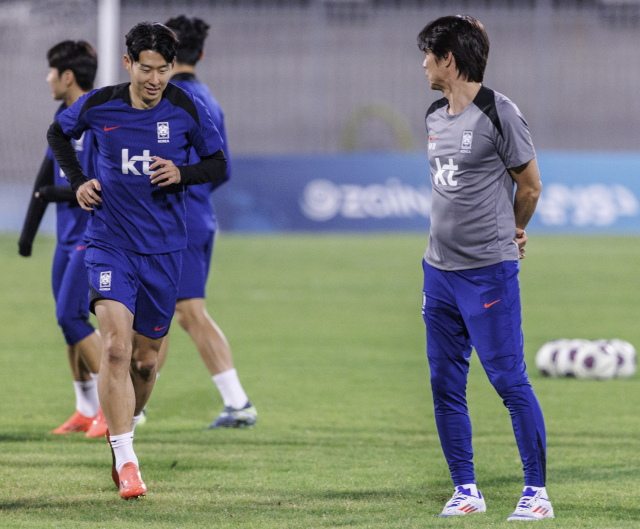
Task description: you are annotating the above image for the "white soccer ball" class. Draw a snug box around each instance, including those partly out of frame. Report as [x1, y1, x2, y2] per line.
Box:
[535, 339, 568, 377]
[573, 341, 617, 380]
[607, 339, 637, 378]
[555, 339, 589, 377]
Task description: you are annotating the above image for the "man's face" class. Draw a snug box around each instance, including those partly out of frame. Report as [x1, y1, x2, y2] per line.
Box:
[46, 68, 67, 101]
[124, 50, 173, 108]
[423, 50, 448, 91]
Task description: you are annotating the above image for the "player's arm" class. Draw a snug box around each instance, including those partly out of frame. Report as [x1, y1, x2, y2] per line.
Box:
[18, 155, 54, 256]
[509, 157, 542, 258]
[36, 186, 77, 203]
[47, 119, 101, 210]
[149, 95, 227, 188]
[149, 149, 227, 187]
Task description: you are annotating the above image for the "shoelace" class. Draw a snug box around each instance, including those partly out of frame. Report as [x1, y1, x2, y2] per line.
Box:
[516, 490, 541, 510]
[447, 491, 472, 509]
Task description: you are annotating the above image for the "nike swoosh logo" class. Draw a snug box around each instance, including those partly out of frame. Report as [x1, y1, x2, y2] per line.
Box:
[429, 135, 438, 141]
[154, 325, 168, 331]
[484, 299, 501, 309]
[104, 125, 121, 131]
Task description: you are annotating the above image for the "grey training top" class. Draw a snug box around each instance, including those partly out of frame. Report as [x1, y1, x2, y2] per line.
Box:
[424, 86, 536, 271]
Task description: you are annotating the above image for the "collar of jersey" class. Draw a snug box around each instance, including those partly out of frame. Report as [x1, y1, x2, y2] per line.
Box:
[171, 72, 198, 83]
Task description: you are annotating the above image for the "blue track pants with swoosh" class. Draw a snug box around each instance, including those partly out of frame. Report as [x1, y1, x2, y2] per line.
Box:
[422, 259, 546, 487]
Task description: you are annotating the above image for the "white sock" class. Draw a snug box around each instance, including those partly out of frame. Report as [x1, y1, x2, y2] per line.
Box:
[212, 368, 249, 409]
[132, 414, 143, 432]
[109, 431, 138, 473]
[525, 485, 546, 495]
[73, 379, 100, 417]
[457, 483, 478, 496]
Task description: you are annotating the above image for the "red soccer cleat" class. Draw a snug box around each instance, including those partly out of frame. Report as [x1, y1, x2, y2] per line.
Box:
[86, 408, 108, 438]
[118, 463, 147, 499]
[106, 429, 119, 488]
[52, 410, 94, 434]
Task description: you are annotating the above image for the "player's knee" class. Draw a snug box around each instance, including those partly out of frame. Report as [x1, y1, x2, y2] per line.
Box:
[131, 358, 156, 382]
[174, 306, 190, 330]
[430, 375, 459, 401]
[101, 336, 130, 367]
[174, 303, 205, 332]
[490, 374, 530, 401]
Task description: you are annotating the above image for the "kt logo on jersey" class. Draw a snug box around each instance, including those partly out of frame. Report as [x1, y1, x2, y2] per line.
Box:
[433, 157, 459, 187]
[157, 122, 170, 143]
[122, 150, 153, 175]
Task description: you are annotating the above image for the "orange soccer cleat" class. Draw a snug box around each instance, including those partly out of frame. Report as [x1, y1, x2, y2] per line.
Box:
[118, 462, 147, 499]
[52, 410, 94, 434]
[86, 408, 108, 438]
[105, 429, 120, 487]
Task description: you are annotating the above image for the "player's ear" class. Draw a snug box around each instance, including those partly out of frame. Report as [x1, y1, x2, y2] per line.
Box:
[444, 51, 453, 67]
[198, 50, 204, 62]
[61, 69, 75, 87]
[123, 54, 132, 72]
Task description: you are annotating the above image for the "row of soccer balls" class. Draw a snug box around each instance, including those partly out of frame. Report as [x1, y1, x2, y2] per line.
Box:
[535, 339, 636, 380]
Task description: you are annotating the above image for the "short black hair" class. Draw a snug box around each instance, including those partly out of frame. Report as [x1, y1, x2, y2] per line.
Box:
[417, 15, 490, 83]
[47, 40, 98, 91]
[165, 15, 210, 66]
[125, 22, 178, 64]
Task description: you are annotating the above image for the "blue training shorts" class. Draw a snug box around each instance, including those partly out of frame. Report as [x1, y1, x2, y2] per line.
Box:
[85, 241, 181, 339]
[178, 229, 214, 300]
[51, 243, 94, 345]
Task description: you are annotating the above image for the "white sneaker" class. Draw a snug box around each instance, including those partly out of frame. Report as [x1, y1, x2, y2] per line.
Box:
[507, 487, 554, 521]
[438, 486, 486, 517]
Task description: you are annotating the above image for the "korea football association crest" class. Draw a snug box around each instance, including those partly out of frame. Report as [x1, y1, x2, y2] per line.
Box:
[157, 122, 170, 143]
[99, 271, 112, 291]
[460, 130, 473, 153]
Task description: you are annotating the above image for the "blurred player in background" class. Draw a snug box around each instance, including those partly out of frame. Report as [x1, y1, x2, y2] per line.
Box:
[417, 16, 552, 521]
[19, 41, 107, 439]
[156, 14, 257, 429]
[47, 22, 227, 499]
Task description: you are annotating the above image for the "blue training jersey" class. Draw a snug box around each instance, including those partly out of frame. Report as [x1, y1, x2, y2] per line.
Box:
[47, 103, 94, 247]
[57, 83, 223, 254]
[170, 73, 231, 233]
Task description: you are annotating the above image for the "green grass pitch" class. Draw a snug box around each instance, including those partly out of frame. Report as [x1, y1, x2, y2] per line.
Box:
[1, 233, 639, 528]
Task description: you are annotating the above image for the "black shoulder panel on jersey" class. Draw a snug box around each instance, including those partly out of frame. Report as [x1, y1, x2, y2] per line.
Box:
[79, 83, 130, 119]
[426, 97, 448, 120]
[162, 83, 201, 127]
[473, 86, 503, 138]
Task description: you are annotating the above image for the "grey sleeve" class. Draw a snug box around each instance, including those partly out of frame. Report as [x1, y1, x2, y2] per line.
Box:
[495, 99, 536, 169]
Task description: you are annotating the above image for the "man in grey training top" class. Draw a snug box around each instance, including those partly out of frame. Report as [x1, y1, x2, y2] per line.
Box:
[417, 15, 553, 521]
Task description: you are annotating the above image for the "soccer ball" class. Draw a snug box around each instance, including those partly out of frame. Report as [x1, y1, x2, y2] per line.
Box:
[535, 339, 568, 377]
[573, 341, 617, 380]
[607, 339, 637, 378]
[555, 339, 589, 377]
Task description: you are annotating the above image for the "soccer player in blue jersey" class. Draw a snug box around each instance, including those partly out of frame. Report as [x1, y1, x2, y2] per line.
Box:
[19, 41, 107, 439]
[417, 16, 553, 520]
[149, 14, 256, 429]
[47, 22, 227, 499]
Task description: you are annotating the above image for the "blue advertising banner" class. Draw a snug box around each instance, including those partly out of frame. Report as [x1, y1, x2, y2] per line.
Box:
[213, 153, 640, 233]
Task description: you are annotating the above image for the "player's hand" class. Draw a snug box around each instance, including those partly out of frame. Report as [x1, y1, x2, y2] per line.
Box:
[149, 156, 181, 186]
[77, 179, 102, 211]
[515, 228, 527, 259]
